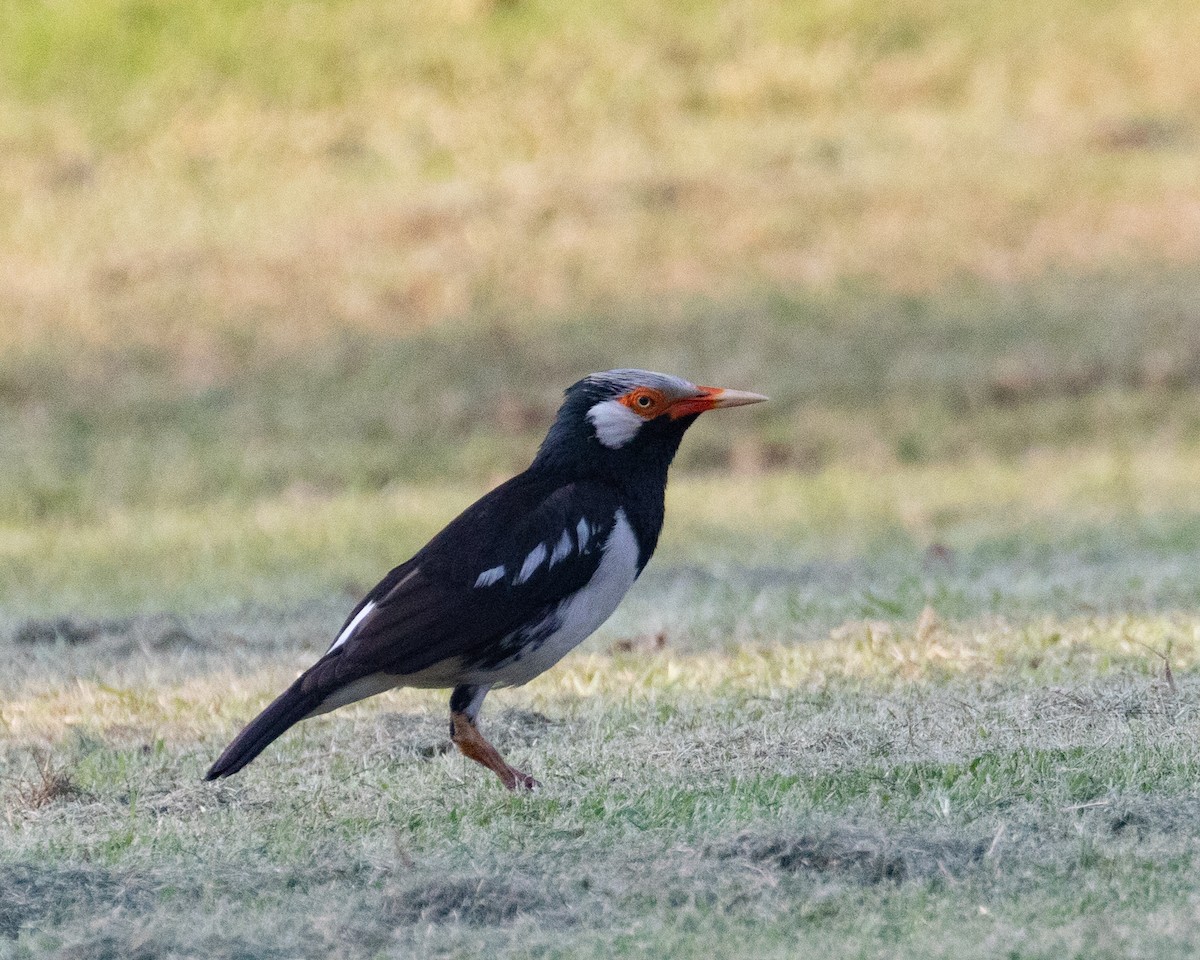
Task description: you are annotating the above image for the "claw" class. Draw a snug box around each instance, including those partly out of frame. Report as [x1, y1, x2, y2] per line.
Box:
[507, 768, 540, 791]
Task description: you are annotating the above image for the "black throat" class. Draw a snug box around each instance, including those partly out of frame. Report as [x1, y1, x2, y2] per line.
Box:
[531, 397, 699, 570]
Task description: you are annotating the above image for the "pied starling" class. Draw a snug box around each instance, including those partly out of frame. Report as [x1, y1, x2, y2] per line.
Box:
[205, 370, 766, 789]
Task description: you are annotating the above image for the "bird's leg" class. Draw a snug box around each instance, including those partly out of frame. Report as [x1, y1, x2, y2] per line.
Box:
[449, 685, 538, 791]
[450, 713, 539, 790]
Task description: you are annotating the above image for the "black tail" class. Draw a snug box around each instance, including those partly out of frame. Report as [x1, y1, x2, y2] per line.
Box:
[205, 678, 326, 780]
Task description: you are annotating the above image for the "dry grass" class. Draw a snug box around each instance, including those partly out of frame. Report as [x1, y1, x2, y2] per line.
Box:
[4, 0, 1200, 355]
[2, 444, 1197, 614]
[6, 5, 1200, 952]
[1, 604, 1192, 751]
[6, 749, 81, 814]
[4, 456, 1200, 954]
[4, 604, 1200, 956]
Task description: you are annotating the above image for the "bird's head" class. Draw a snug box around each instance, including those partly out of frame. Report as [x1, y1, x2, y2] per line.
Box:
[533, 369, 767, 479]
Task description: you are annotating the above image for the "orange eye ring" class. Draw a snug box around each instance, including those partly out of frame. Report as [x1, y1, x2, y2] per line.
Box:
[619, 387, 667, 418]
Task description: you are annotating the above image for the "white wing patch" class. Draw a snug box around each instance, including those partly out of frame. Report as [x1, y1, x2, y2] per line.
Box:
[586, 399, 643, 448]
[515, 542, 548, 585]
[549, 529, 574, 567]
[474, 564, 506, 588]
[479, 508, 641, 687]
[329, 600, 375, 653]
[576, 517, 591, 552]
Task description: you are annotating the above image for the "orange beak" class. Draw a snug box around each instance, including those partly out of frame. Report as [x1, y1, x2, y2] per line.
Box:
[668, 386, 769, 419]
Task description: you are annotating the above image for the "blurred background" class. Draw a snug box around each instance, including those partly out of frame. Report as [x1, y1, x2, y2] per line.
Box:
[4, 0, 1200, 617]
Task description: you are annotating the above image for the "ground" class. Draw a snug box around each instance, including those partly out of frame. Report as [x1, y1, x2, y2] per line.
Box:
[5, 459, 1200, 958]
[5, 0, 1200, 956]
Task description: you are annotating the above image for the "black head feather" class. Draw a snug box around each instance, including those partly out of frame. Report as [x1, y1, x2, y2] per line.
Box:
[531, 369, 702, 482]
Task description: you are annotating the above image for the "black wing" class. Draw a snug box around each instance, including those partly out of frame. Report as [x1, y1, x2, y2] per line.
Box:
[206, 475, 624, 779]
[304, 475, 622, 692]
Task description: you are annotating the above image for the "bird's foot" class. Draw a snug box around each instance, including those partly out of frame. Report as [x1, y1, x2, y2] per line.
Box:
[451, 711, 539, 791]
[501, 765, 540, 791]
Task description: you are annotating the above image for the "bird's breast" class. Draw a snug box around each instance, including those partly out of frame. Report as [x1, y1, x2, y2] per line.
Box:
[484, 508, 641, 687]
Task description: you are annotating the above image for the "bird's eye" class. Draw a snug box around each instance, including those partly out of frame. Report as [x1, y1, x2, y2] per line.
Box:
[620, 387, 665, 416]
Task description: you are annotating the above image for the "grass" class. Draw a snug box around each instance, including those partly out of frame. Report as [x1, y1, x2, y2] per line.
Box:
[3, 0, 1200, 352]
[5, 458, 1200, 957]
[4, 600, 1200, 957]
[5, 391, 1200, 958]
[2, 442, 1199, 616]
[7, 269, 1200, 526]
[6, 0, 1200, 954]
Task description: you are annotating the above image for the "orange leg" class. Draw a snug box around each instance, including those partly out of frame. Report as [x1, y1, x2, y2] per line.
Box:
[450, 712, 539, 791]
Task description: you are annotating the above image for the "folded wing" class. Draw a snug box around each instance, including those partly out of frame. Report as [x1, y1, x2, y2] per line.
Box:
[306, 477, 622, 692]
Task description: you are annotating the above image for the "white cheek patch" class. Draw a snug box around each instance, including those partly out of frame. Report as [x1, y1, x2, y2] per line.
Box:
[586, 399, 643, 448]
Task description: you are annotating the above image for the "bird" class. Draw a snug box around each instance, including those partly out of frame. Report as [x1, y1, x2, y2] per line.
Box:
[205, 370, 766, 789]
